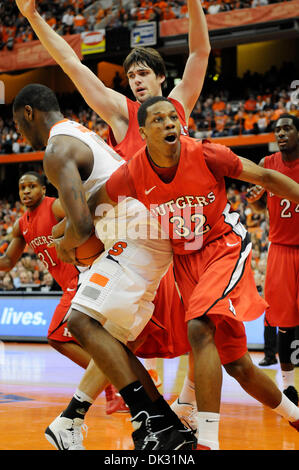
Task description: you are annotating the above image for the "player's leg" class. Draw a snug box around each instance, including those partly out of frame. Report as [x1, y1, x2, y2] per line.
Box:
[264, 244, 299, 404]
[278, 326, 298, 405]
[170, 352, 197, 434]
[187, 315, 222, 450]
[224, 351, 299, 430]
[59, 236, 196, 450]
[47, 338, 91, 369]
[47, 279, 92, 369]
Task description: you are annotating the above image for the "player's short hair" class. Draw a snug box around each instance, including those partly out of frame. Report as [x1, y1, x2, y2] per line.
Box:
[13, 84, 60, 113]
[137, 96, 174, 127]
[19, 171, 46, 187]
[275, 113, 299, 131]
[123, 47, 166, 79]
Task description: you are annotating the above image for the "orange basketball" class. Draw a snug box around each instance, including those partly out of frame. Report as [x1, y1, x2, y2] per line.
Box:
[75, 233, 104, 266]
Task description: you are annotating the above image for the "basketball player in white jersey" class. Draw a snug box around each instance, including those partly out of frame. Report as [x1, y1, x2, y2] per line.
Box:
[13, 84, 196, 451]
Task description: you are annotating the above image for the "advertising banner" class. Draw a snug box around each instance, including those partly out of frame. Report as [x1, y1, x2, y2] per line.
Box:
[131, 22, 157, 47]
[0, 34, 82, 73]
[81, 30, 106, 55]
[159, 0, 299, 36]
[0, 295, 61, 341]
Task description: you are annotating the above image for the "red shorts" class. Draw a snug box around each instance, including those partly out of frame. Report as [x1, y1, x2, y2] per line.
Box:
[265, 243, 299, 327]
[47, 276, 80, 343]
[212, 315, 247, 365]
[136, 266, 248, 365]
[136, 266, 190, 359]
[173, 231, 267, 323]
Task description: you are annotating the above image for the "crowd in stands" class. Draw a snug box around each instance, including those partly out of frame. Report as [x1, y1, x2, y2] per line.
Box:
[0, 0, 293, 49]
[1, 61, 298, 155]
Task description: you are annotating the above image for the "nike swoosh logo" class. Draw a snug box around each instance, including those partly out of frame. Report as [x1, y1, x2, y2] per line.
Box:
[66, 287, 76, 292]
[226, 242, 239, 247]
[145, 186, 156, 195]
[133, 386, 143, 392]
[23, 229, 28, 235]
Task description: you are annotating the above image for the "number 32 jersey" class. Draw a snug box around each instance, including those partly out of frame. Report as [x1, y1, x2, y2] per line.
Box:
[19, 197, 80, 291]
[106, 136, 245, 255]
[264, 152, 299, 246]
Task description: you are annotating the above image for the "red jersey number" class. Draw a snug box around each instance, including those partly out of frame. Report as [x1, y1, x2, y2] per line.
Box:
[38, 249, 57, 270]
[280, 199, 299, 218]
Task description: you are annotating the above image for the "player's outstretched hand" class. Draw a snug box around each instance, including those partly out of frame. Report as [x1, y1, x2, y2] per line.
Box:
[15, 0, 36, 18]
[245, 185, 266, 203]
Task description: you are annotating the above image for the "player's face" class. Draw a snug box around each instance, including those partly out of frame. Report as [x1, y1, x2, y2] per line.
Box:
[13, 108, 45, 151]
[127, 63, 165, 104]
[140, 101, 181, 150]
[275, 117, 299, 153]
[19, 175, 45, 209]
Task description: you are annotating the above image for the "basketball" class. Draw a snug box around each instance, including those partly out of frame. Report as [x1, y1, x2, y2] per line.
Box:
[75, 233, 104, 266]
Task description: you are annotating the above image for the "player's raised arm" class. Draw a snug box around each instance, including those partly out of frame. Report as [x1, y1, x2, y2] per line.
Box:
[15, 0, 128, 126]
[0, 220, 26, 271]
[168, 0, 211, 121]
[237, 156, 299, 204]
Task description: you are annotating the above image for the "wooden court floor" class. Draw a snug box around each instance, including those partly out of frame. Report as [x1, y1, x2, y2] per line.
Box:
[0, 342, 299, 451]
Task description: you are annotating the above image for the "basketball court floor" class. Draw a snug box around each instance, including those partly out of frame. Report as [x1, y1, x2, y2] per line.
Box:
[1, 342, 299, 451]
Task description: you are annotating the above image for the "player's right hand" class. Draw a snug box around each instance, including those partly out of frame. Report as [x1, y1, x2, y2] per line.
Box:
[245, 185, 266, 203]
[15, 0, 36, 18]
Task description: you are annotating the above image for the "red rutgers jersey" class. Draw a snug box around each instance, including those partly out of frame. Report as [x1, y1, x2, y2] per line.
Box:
[264, 153, 299, 246]
[107, 97, 189, 161]
[107, 136, 245, 255]
[18, 197, 79, 291]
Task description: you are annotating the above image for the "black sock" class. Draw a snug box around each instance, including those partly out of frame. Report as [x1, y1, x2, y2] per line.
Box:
[119, 381, 155, 418]
[154, 395, 185, 429]
[61, 396, 92, 420]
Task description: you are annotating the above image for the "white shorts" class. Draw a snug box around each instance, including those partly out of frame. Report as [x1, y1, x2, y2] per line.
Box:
[71, 198, 172, 344]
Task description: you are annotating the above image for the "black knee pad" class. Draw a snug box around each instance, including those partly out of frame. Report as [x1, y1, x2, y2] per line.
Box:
[278, 327, 296, 364]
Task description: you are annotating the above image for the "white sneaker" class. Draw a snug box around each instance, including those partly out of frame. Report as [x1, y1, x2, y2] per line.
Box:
[171, 398, 198, 438]
[45, 414, 88, 450]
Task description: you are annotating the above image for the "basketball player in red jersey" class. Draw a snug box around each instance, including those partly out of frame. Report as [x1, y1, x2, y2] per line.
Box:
[15, 0, 210, 412]
[247, 114, 299, 407]
[102, 97, 299, 449]
[0, 172, 93, 371]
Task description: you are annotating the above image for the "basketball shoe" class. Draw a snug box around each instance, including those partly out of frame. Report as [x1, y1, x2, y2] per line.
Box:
[45, 414, 87, 450]
[171, 398, 198, 437]
[131, 410, 197, 450]
[105, 384, 129, 415]
[283, 386, 299, 406]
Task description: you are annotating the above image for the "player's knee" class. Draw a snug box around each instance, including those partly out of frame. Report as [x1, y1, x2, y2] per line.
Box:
[47, 337, 63, 352]
[67, 309, 87, 341]
[225, 353, 254, 383]
[187, 316, 215, 349]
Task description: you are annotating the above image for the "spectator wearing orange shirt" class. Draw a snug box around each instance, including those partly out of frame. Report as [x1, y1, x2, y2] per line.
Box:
[212, 96, 226, 113]
[180, 2, 189, 17]
[73, 10, 86, 32]
[244, 94, 257, 112]
[162, 6, 177, 21]
[211, 110, 229, 137]
[243, 111, 258, 134]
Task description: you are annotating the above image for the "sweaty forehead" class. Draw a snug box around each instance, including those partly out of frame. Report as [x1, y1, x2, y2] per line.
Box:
[19, 175, 39, 185]
[127, 62, 152, 74]
[276, 118, 294, 129]
[148, 101, 176, 115]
